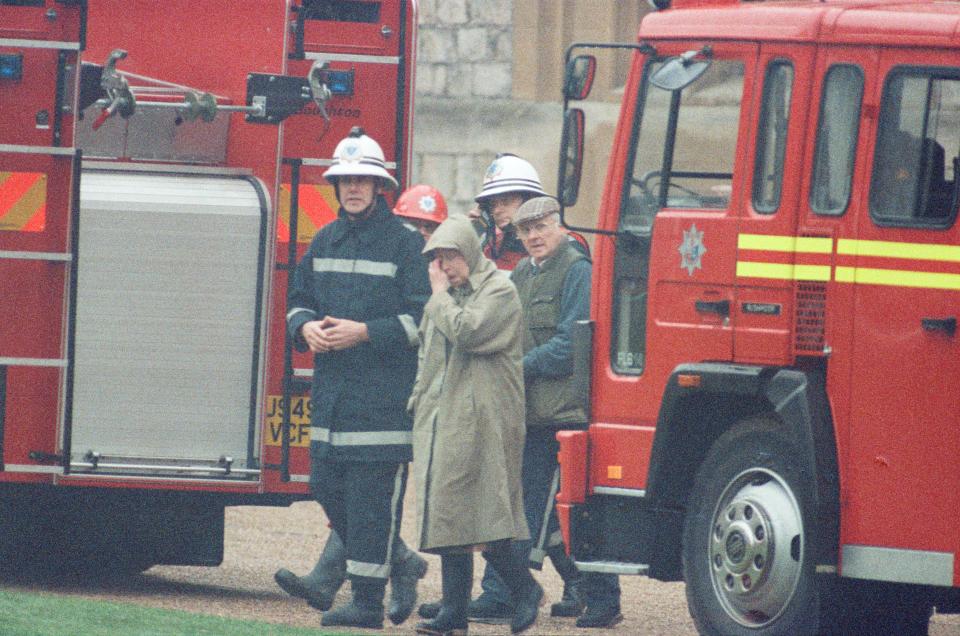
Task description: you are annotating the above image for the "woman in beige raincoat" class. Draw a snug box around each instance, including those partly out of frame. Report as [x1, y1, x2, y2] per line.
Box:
[410, 217, 542, 636]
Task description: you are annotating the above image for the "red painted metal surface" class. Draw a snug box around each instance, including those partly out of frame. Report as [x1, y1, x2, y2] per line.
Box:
[0, 0, 79, 482]
[0, 2, 418, 504]
[556, 430, 589, 504]
[564, 0, 960, 588]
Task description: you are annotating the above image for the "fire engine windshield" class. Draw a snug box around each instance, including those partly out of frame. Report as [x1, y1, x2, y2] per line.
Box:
[608, 53, 744, 375]
[620, 57, 744, 234]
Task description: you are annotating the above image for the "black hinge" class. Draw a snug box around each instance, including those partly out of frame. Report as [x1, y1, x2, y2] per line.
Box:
[245, 73, 312, 124]
[28, 451, 63, 463]
[695, 299, 730, 316]
[922, 316, 957, 336]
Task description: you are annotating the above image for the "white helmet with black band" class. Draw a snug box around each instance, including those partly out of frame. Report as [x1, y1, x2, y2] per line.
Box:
[323, 127, 399, 190]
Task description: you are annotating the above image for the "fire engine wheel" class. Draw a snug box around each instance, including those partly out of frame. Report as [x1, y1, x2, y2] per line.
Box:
[682, 416, 818, 636]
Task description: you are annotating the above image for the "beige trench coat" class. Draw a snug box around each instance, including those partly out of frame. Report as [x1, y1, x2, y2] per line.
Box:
[409, 218, 528, 552]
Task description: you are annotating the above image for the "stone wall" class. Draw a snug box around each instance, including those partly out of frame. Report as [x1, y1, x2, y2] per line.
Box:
[411, 98, 562, 214]
[414, 0, 551, 215]
[409, 0, 645, 218]
[415, 0, 514, 100]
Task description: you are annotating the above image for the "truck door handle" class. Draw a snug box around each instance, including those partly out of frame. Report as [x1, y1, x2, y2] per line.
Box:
[695, 299, 730, 316]
[921, 316, 956, 336]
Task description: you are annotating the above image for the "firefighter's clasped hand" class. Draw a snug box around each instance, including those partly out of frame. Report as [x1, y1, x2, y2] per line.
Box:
[301, 317, 369, 353]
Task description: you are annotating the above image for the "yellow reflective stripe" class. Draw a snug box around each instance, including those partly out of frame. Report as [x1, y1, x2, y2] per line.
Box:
[313, 258, 398, 277]
[309, 426, 413, 446]
[837, 238, 960, 263]
[835, 266, 855, 283]
[397, 313, 419, 346]
[736, 261, 831, 281]
[735, 235, 960, 289]
[346, 559, 390, 578]
[795, 237, 834, 254]
[834, 266, 960, 290]
[793, 264, 832, 280]
[738, 233, 832, 254]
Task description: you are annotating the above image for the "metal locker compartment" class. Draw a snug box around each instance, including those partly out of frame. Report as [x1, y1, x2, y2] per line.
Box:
[71, 166, 267, 477]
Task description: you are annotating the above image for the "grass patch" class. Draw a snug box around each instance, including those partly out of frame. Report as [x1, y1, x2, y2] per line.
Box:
[0, 589, 343, 636]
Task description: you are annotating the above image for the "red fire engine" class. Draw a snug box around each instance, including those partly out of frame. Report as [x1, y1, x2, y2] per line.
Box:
[0, 0, 416, 575]
[555, 0, 960, 633]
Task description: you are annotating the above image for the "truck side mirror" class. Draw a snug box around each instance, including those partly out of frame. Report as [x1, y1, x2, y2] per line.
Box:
[650, 49, 711, 91]
[564, 55, 596, 101]
[558, 108, 585, 207]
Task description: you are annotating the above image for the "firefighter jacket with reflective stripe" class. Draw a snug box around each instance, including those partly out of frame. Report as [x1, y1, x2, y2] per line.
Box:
[511, 240, 590, 427]
[287, 197, 430, 462]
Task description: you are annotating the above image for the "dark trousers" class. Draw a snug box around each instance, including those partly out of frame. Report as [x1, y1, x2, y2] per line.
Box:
[310, 458, 407, 604]
[479, 426, 621, 610]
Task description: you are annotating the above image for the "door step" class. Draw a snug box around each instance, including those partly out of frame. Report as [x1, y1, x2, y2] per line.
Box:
[574, 560, 650, 575]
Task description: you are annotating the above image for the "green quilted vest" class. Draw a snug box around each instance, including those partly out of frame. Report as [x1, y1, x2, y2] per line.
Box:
[512, 240, 587, 427]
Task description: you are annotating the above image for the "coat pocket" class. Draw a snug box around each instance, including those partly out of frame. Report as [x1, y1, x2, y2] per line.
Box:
[527, 295, 558, 331]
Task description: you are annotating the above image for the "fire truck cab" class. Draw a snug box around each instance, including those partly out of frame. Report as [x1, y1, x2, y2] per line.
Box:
[0, 0, 416, 576]
[556, 0, 960, 632]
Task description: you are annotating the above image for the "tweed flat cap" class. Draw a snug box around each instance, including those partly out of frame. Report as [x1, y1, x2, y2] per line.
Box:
[513, 196, 559, 226]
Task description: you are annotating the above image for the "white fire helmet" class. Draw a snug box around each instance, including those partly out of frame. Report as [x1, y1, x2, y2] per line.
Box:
[323, 128, 399, 189]
[474, 154, 548, 202]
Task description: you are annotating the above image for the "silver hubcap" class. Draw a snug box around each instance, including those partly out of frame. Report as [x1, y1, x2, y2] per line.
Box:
[708, 468, 804, 628]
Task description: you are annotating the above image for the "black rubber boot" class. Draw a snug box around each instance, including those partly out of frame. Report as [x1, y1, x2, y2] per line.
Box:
[550, 579, 585, 617]
[415, 552, 471, 636]
[388, 539, 429, 625]
[274, 529, 347, 611]
[482, 543, 543, 634]
[575, 605, 623, 628]
[466, 594, 514, 624]
[545, 544, 584, 617]
[418, 601, 442, 619]
[320, 600, 385, 629]
[322, 578, 385, 629]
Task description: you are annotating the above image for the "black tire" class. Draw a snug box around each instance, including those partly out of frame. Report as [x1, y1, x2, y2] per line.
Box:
[682, 416, 819, 635]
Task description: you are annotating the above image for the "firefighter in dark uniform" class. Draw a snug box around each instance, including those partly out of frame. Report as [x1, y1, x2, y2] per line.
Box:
[280, 128, 431, 629]
[470, 154, 547, 271]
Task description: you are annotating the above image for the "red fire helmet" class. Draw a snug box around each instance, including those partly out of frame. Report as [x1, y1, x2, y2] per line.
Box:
[393, 184, 448, 225]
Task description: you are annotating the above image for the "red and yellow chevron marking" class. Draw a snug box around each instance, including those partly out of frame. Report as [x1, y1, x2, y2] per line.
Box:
[0, 171, 46, 232]
[277, 182, 337, 243]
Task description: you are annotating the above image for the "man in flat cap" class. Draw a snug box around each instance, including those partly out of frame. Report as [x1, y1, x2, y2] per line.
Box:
[509, 196, 622, 629]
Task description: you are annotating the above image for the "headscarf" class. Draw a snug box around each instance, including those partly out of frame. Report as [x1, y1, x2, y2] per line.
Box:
[423, 217, 497, 288]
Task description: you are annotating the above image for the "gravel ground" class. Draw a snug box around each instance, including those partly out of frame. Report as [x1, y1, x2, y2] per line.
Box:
[2, 495, 960, 635]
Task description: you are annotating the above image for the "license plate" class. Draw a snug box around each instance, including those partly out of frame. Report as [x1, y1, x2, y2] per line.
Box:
[264, 395, 311, 447]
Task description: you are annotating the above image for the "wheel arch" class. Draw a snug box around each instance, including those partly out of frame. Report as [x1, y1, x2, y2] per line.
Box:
[642, 362, 837, 581]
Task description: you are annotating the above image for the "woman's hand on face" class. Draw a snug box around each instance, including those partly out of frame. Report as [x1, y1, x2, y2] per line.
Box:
[429, 258, 450, 294]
